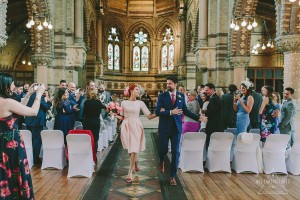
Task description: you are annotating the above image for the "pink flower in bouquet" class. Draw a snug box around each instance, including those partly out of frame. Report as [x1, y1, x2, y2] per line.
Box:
[115, 103, 122, 115]
[108, 102, 122, 115]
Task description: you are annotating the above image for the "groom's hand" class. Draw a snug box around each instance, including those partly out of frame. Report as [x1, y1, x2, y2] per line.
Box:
[171, 107, 182, 115]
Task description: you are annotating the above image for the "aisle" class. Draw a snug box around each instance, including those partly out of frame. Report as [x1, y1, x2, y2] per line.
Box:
[82, 129, 187, 200]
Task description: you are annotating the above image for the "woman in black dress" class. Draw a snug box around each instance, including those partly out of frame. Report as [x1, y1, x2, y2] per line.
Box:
[83, 88, 107, 155]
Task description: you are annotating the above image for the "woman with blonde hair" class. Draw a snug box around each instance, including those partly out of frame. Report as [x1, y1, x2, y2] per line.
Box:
[115, 84, 156, 183]
[182, 91, 201, 133]
[83, 88, 107, 155]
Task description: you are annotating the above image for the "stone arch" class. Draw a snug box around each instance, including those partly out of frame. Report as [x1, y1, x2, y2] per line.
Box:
[127, 22, 155, 41]
[156, 19, 177, 39]
[104, 19, 126, 41]
[25, 0, 53, 57]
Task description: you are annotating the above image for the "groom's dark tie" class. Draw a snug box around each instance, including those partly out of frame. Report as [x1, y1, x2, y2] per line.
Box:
[171, 93, 175, 105]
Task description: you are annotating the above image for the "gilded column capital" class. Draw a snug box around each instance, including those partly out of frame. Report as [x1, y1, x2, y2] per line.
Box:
[31, 54, 53, 66]
[229, 56, 250, 68]
[275, 35, 300, 53]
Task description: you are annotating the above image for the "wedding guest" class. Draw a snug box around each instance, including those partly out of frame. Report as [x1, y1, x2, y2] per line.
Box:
[54, 88, 74, 144]
[197, 84, 205, 108]
[279, 87, 296, 148]
[272, 92, 281, 133]
[99, 84, 111, 119]
[141, 91, 151, 108]
[21, 83, 29, 98]
[52, 79, 67, 116]
[259, 86, 278, 145]
[79, 80, 96, 121]
[182, 91, 201, 133]
[199, 92, 209, 132]
[233, 80, 254, 135]
[83, 88, 107, 155]
[0, 72, 45, 199]
[222, 84, 237, 128]
[12, 81, 23, 102]
[248, 89, 263, 131]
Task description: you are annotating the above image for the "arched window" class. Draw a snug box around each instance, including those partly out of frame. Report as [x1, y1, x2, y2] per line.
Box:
[107, 27, 121, 70]
[161, 27, 174, 71]
[133, 30, 149, 72]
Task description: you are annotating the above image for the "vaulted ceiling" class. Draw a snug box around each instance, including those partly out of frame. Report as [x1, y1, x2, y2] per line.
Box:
[103, 0, 179, 17]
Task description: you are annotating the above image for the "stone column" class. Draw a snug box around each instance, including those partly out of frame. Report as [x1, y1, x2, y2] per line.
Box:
[276, 35, 300, 105]
[229, 57, 250, 86]
[74, 0, 83, 44]
[96, 17, 103, 60]
[197, 0, 208, 47]
[179, 15, 186, 64]
[31, 55, 53, 87]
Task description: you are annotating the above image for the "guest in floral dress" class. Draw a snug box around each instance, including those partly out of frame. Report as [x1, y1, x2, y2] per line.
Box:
[272, 92, 281, 133]
[259, 86, 279, 145]
[0, 72, 45, 199]
[114, 84, 156, 183]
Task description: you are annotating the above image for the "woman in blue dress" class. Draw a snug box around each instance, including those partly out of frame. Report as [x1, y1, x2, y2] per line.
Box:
[233, 80, 254, 135]
[0, 72, 45, 199]
[54, 88, 74, 145]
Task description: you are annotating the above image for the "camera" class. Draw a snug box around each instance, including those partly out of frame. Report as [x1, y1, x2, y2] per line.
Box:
[234, 90, 241, 96]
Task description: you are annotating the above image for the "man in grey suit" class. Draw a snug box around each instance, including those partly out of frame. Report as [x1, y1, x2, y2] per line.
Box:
[99, 84, 111, 119]
[279, 87, 297, 148]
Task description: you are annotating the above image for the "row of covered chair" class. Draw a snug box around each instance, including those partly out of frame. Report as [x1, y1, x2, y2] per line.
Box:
[179, 132, 299, 175]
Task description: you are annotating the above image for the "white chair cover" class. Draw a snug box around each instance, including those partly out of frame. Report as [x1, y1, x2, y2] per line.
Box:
[286, 140, 300, 175]
[41, 130, 66, 169]
[98, 125, 104, 152]
[225, 128, 237, 161]
[105, 119, 113, 142]
[67, 134, 94, 178]
[232, 133, 261, 173]
[19, 130, 34, 169]
[74, 121, 82, 129]
[249, 129, 260, 134]
[205, 132, 234, 173]
[102, 120, 109, 147]
[46, 121, 54, 130]
[263, 134, 290, 174]
[179, 132, 206, 172]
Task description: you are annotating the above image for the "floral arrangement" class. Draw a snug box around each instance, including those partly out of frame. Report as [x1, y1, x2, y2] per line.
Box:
[124, 86, 129, 96]
[108, 102, 122, 115]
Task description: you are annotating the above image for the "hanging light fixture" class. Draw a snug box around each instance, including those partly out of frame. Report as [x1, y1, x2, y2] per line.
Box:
[0, 0, 8, 47]
[26, 13, 54, 30]
[251, 20, 275, 54]
[230, 15, 257, 31]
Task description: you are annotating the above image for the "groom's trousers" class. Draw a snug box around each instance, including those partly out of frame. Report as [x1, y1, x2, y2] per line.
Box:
[159, 124, 181, 177]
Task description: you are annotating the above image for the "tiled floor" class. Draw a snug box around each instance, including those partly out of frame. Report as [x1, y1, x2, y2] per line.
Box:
[107, 130, 163, 200]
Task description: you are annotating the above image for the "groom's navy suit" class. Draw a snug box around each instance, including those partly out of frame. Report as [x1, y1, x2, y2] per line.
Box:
[155, 91, 199, 177]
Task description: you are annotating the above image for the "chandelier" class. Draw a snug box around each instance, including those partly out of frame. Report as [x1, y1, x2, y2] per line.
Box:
[0, 0, 8, 47]
[251, 20, 274, 54]
[26, 14, 53, 30]
[230, 15, 258, 31]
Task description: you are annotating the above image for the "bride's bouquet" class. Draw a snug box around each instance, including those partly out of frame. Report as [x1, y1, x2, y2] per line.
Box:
[108, 102, 122, 119]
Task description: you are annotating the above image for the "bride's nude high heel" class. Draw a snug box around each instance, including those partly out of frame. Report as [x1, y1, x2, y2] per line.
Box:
[135, 160, 140, 172]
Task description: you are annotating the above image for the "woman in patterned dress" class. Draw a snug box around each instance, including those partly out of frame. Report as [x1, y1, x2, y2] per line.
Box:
[0, 73, 45, 199]
[114, 84, 156, 183]
[259, 86, 279, 146]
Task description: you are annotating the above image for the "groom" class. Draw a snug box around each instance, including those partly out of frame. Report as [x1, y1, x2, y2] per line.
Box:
[155, 76, 203, 185]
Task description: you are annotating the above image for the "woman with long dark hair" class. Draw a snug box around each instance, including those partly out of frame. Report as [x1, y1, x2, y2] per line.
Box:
[233, 80, 254, 135]
[0, 72, 45, 199]
[259, 86, 279, 145]
[54, 88, 74, 144]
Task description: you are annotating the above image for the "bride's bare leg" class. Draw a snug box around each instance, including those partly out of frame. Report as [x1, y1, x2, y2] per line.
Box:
[128, 153, 135, 179]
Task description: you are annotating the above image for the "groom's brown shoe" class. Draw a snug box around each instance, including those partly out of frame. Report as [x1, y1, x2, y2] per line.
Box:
[158, 162, 164, 173]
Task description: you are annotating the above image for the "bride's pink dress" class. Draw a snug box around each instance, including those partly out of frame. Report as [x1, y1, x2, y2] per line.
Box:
[120, 100, 150, 153]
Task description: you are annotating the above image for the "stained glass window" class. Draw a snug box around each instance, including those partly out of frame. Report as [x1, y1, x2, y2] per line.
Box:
[161, 27, 175, 71]
[132, 29, 149, 71]
[107, 27, 121, 70]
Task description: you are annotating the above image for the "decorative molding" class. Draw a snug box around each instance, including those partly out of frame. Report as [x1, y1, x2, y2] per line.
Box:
[229, 56, 251, 68]
[275, 35, 300, 53]
[31, 54, 53, 66]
